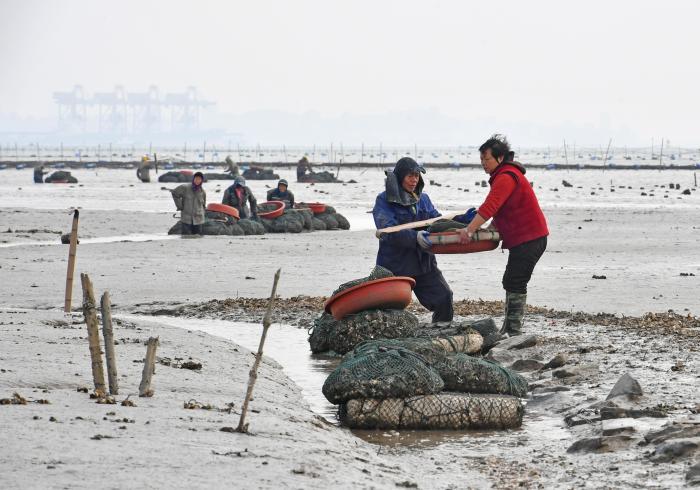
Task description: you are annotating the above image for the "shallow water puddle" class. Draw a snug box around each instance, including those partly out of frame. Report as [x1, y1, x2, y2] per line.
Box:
[0, 233, 179, 248]
[123, 314, 571, 450]
[121, 315, 340, 421]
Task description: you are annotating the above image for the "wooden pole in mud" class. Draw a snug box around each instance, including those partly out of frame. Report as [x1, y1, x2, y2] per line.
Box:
[100, 291, 119, 395]
[64, 210, 80, 312]
[139, 337, 159, 397]
[602, 138, 612, 171]
[80, 273, 107, 395]
[236, 268, 281, 433]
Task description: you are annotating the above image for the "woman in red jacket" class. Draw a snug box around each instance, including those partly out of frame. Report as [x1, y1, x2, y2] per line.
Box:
[458, 135, 549, 336]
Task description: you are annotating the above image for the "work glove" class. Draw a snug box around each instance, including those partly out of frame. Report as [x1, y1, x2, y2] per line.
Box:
[453, 207, 477, 225]
[416, 230, 433, 250]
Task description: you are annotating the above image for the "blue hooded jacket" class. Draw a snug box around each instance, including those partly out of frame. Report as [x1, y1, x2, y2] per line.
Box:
[372, 158, 441, 277]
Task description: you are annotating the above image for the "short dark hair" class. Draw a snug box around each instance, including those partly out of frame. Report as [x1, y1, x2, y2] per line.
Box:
[479, 134, 511, 161]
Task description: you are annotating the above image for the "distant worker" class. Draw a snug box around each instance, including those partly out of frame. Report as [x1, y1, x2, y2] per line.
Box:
[171, 171, 206, 235]
[137, 156, 151, 183]
[222, 176, 258, 219]
[373, 157, 472, 324]
[266, 179, 295, 209]
[33, 165, 48, 183]
[457, 135, 549, 336]
[296, 156, 313, 181]
[225, 156, 239, 177]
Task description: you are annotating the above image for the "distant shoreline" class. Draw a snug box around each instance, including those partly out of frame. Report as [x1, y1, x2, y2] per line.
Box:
[3, 160, 700, 171]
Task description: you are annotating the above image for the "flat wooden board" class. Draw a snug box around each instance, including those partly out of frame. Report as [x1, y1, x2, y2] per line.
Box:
[375, 212, 463, 238]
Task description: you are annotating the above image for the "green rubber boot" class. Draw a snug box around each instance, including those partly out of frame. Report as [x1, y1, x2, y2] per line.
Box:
[501, 292, 527, 336]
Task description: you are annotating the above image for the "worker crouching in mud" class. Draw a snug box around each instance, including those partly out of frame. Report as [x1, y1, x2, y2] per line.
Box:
[457, 135, 549, 336]
[267, 179, 295, 209]
[222, 176, 258, 219]
[171, 171, 206, 235]
[373, 157, 470, 325]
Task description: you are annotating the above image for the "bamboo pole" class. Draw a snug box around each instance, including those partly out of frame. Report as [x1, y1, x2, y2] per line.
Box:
[64, 210, 80, 312]
[139, 337, 159, 397]
[80, 273, 107, 395]
[100, 291, 119, 395]
[235, 268, 282, 433]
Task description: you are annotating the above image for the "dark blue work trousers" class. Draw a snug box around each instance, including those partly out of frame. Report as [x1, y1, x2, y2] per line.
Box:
[411, 268, 454, 323]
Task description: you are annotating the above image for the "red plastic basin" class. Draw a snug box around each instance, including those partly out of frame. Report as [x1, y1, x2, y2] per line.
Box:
[429, 231, 499, 254]
[298, 202, 326, 214]
[258, 200, 285, 219]
[207, 203, 240, 220]
[180, 170, 194, 176]
[324, 276, 416, 320]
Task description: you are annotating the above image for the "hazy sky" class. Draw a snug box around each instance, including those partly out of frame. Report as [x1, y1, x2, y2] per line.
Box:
[1, 0, 698, 145]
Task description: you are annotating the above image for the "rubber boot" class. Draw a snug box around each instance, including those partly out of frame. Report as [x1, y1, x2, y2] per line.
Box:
[500, 292, 527, 336]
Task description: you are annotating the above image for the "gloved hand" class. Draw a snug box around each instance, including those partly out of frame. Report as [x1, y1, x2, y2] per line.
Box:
[416, 230, 433, 250]
[453, 207, 477, 225]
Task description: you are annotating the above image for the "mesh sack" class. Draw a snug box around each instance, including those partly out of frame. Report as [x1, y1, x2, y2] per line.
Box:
[201, 220, 244, 236]
[308, 312, 334, 353]
[317, 213, 339, 230]
[346, 332, 483, 366]
[416, 317, 497, 340]
[332, 213, 351, 230]
[322, 348, 444, 404]
[238, 219, 265, 235]
[427, 219, 467, 233]
[436, 353, 529, 398]
[332, 265, 394, 296]
[309, 309, 420, 355]
[311, 217, 327, 230]
[340, 393, 524, 430]
[269, 213, 304, 233]
[292, 208, 313, 230]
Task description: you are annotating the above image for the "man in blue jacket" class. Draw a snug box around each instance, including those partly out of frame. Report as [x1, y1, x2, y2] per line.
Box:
[372, 157, 454, 323]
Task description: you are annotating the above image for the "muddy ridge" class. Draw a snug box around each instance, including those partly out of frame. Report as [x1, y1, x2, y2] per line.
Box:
[132, 296, 700, 339]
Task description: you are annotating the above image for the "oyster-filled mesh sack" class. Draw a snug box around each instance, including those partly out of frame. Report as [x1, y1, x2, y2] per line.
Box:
[237, 219, 265, 235]
[436, 353, 528, 398]
[346, 333, 482, 366]
[308, 312, 335, 354]
[339, 393, 524, 430]
[309, 309, 420, 354]
[322, 348, 444, 404]
[427, 219, 467, 233]
[332, 265, 394, 296]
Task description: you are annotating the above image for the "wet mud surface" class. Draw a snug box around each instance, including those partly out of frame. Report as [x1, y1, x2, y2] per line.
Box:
[128, 302, 700, 488]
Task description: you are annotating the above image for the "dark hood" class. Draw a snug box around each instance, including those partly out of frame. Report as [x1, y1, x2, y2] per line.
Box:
[498, 153, 526, 175]
[385, 157, 426, 206]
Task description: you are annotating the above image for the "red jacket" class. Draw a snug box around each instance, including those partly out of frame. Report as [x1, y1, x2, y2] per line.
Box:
[478, 162, 548, 249]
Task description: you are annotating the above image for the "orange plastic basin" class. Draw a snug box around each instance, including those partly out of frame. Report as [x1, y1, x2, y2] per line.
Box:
[298, 202, 326, 214]
[258, 200, 285, 219]
[324, 276, 416, 320]
[206, 203, 240, 220]
[429, 231, 499, 254]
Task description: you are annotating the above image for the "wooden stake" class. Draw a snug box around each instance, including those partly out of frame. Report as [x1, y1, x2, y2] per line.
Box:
[100, 291, 119, 395]
[64, 210, 79, 312]
[80, 273, 106, 395]
[602, 138, 612, 171]
[235, 268, 282, 433]
[139, 337, 159, 397]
